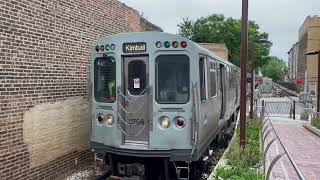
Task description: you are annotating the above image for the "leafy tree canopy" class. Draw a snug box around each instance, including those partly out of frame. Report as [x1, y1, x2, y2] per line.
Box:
[178, 14, 272, 71]
[261, 56, 288, 83]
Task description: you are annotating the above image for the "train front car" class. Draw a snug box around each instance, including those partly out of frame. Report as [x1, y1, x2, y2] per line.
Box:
[90, 32, 239, 179]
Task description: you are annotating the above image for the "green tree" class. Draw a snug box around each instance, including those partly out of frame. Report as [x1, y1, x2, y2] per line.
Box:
[178, 14, 272, 70]
[261, 56, 288, 83]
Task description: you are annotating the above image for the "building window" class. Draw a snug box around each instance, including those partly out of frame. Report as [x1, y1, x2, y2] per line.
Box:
[310, 82, 317, 96]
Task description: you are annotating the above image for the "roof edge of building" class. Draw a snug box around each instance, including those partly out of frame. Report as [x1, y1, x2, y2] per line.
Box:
[140, 17, 163, 32]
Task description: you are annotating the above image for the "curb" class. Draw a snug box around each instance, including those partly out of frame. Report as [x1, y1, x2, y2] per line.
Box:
[303, 123, 320, 137]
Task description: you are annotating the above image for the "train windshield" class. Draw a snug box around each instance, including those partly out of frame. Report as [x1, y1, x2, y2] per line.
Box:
[94, 56, 116, 103]
[156, 55, 190, 104]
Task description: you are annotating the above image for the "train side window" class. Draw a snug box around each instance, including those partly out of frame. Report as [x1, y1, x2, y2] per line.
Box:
[156, 55, 190, 104]
[210, 60, 217, 97]
[199, 57, 207, 101]
[229, 67, 232, 88]
[94, 56, 116, 103]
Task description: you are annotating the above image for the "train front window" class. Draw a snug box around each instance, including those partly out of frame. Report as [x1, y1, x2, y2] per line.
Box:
[156, 55, 190, 104]
[94, 56, 116, 103]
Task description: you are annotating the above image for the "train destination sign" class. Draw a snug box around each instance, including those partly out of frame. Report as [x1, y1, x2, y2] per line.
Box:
[123, 42, 146, 53]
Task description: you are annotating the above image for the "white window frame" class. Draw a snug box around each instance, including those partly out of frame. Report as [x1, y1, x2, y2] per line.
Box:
[209, 59, 217, 98]
[310, 82, 317, 96]
[199, 57, 208, 102]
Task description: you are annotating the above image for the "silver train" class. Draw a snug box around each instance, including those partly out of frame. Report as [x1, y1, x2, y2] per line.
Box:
[90, 32, 240, 179]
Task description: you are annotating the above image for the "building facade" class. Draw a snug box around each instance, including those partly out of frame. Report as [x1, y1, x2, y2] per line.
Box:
[288, 42, 299, 84]
[199, 43, 231, 61]
[287, 15, 320, 95]
[298, 16, 320, 96]
[0, 0, 160, 179]
[140, 17, 163, 32]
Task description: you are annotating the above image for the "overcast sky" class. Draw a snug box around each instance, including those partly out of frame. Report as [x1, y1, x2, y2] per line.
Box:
[119, 0, 320, 62]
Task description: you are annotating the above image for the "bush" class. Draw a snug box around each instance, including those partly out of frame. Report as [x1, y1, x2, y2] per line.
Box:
[311, 117, 320, 129]
[225, 119, 262, 167]
[216, 118, 264, 179]
[216, 166, 264, 180]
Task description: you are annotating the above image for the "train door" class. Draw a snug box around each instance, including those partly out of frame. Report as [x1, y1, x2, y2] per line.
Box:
[122, 56, 149, 145]
[198, 57, 211, 142]
[208, 59, 220, 130]
[219, 64, 226, 119]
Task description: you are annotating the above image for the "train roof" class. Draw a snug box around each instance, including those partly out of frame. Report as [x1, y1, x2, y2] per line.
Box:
[96, 32, 239, 70]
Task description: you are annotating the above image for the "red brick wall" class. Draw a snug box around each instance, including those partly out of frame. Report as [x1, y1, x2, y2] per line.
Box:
[0, 0, 141, 179]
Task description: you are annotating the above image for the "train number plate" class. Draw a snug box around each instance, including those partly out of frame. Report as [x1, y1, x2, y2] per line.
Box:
[128, 118, 144, 126]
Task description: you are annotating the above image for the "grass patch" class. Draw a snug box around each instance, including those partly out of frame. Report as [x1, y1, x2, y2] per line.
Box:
[216, 166, 264, 180]
[311, 117, 320, 129]
[215, 118, 264, 180]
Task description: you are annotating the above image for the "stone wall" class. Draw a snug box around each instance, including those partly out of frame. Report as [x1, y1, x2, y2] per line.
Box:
[0, 0, 145, 179]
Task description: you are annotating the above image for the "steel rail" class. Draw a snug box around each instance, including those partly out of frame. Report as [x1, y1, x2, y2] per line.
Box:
[273, 83, 298, 99]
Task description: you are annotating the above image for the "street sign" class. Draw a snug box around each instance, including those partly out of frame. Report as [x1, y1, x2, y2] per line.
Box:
[133, 78, 140, 89]
[296, 79, 302, 85]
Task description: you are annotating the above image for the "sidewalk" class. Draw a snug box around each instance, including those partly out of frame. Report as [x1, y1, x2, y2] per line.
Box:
[265, 118, 320, 180]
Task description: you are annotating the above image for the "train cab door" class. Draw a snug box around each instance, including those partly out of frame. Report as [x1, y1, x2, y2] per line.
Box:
[219, 64, 226, 119]
[122, 56, 149, 145]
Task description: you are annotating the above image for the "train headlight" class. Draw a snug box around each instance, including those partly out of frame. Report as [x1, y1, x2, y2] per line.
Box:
[175, 116, 186, 128]
[97, 114, 105, 124]
[160, 116, 170, 129]
[105, 114, 114, 126]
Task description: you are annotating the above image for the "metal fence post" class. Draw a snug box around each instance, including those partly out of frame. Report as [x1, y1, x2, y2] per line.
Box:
[289, 103, 292, 119]
[293, 101, 296, 120]
[261, 100, 265, 118]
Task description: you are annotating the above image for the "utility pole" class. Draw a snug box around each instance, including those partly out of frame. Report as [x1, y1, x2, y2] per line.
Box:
[305, 50, 320, 115]
[240, 0, 248, 146]
[317, 51, 320, 114]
